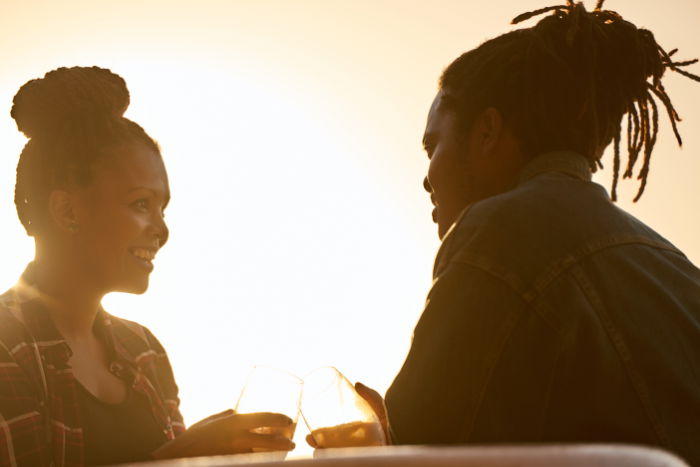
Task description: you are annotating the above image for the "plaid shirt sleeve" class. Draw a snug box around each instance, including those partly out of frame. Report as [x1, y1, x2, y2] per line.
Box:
[0, 340, 50, 467]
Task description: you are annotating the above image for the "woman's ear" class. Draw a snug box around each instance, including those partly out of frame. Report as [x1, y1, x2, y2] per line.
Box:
[474, 107, 504, 159]
[48, 189, 81, 234]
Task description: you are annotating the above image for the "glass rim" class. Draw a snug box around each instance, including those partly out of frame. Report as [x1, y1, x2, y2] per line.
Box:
[248, 364, 304, 383]
[234, 365, 304, 415]
[302, 365, 348, 380]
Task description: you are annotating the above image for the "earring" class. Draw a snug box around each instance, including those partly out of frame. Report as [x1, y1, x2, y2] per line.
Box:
[68, 223, 79, 233]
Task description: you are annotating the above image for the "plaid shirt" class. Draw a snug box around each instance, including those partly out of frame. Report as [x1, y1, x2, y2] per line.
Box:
[0, 266, 186, 466]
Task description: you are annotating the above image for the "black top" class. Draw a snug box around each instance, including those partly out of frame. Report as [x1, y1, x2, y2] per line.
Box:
[77, 381, 167, 466]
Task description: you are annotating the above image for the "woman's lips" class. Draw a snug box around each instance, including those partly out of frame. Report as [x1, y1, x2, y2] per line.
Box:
[130, 247, 156, 272]
[131, 247, 155, 261]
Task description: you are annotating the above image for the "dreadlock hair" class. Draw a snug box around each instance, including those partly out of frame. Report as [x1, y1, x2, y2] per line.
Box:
[10, 66, 161, 236]
[439, 0, 699, 201]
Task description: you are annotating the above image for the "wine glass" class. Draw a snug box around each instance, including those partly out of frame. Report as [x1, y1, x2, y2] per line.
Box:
[301, 366, 386, 450]
[235, 366, 303, 458]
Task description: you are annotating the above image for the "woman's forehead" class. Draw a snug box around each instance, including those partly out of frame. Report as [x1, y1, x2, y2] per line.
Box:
[91, 143, 169, 193]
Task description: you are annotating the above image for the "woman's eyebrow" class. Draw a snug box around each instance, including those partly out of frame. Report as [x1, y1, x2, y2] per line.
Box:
[127, 186, 169, 202]
[127, 186, 163, 194]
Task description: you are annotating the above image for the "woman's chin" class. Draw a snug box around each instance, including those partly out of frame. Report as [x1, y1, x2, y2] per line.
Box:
[115, 278, 150, 295]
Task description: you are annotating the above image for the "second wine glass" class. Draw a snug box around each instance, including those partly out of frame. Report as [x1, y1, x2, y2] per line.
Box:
[301, 366, 386, 449]
[235, 366, 303, 457]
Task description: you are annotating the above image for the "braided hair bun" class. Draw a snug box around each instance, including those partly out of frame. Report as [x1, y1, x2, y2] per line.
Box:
[10, 66, 130, 140]
[10, 66, 158, 236]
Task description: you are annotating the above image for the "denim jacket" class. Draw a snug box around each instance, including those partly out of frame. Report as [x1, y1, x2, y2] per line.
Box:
[385, 151, 700, 465]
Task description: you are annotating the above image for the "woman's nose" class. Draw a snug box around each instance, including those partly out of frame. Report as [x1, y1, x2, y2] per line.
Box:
[152, 213, 169, 248]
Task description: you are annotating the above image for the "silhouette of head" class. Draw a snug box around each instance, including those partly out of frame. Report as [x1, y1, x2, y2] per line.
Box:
[424, 0, 699, 238]
[11, 66, 170, 294]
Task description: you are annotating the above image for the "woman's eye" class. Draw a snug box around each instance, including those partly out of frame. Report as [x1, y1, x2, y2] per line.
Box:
[133, 199, 149, 210]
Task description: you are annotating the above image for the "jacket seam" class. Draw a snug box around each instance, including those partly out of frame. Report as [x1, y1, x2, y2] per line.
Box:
[448, 234, 683, 329]
[570, 264, 670, 447]
[442, 256, 562, 334]
[431, 261, 534, 441]
[531, 235, 683, 298]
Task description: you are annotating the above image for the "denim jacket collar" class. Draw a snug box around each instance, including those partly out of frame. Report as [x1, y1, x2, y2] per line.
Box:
[518, 151, 593, 185]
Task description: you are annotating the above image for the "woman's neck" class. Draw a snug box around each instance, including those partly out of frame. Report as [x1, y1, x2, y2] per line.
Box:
[31, 252, 105, 341]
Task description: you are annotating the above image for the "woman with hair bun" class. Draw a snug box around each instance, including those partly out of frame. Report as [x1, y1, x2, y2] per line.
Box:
[0, 66, 294, 466]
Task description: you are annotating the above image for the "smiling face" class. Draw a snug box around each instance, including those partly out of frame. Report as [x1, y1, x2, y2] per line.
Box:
[422, 91, 527, 239]
[72, 142, 170, 294]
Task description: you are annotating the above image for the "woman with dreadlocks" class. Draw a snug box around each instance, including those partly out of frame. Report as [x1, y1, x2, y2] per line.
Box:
[0, 67, 295, 466]
[311, 1, 700, 464]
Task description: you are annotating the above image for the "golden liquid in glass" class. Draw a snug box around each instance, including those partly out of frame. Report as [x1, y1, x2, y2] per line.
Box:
[311, 421, 385, 448]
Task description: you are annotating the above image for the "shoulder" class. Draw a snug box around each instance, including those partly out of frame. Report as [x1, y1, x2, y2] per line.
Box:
[0, 290, 44, 398]
[0, 287, 20, 319]
[0, 288, 31, 354]
[435, 173, 668, 280]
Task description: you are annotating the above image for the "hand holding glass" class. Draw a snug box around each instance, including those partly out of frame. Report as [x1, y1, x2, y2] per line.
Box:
[301, 367, 386, 449]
